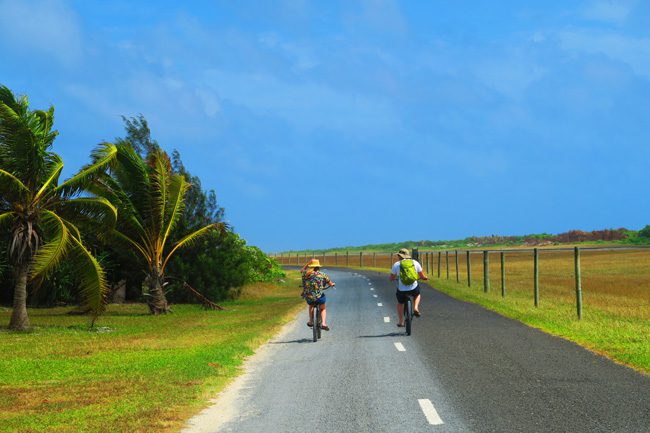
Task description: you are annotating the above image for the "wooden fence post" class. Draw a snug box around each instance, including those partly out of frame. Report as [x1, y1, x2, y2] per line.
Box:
[534, 248, 539, 307]
[455, 250, 459, 282]
[360, 251, 363, 268]
[346, 251, 349, 266]
[575, 247, 582, 319]
[445, 251, 449, 279]
[425, 252, 429, 274]
[373, 252, 376, 267]
[390, 253, 393, 266]
[500, 252, 506, 297]
[467, 251, 471, 287]
[437, 252, 441, 278]
[483, 250, 490, 292]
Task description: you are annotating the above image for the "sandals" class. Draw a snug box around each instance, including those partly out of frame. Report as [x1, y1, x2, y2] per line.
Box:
[320, 325, 330, 331]
[397, 323, 405, 327]
[414, 310, 421, 317]
[307, 322, 313, 328]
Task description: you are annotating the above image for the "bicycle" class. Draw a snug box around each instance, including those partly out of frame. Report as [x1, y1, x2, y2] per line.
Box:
[404, 295, 414, 336]
[311, 303, 322, 342]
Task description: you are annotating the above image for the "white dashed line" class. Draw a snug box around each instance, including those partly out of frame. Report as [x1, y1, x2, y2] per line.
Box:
[384, 316, 390, 323]
[370, 288, 374, 291]
[368, 283, 372, 285]
[418, 399, 444, 425]
[372, 294, 378, 298]
[377, 303, 383, 307]
[394, 342, 406, 352]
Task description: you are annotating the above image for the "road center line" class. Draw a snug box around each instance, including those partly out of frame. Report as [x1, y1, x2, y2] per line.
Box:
[377, 302, 383, 307]
[370, 288, 374, 291]
[417, 399, 444, 425]
[373, 294, 378, 298]
[384, 316, 390, 322]
[394, 342, 406, 352]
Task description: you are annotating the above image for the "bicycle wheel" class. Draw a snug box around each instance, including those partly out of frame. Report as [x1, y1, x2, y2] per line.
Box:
[317, 305, 322, 339]
[312, 306, 318, 342]
[405, 298, 412, 336]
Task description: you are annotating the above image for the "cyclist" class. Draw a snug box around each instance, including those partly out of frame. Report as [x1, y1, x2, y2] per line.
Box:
[389, 248, 428, 327]
[301, 259, 335, 331]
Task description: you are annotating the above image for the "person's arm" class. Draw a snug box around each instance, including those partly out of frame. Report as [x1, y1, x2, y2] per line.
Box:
[389, 273, 397, 281]
[416, 260, 428, 280]
[418, 271, 428, 281]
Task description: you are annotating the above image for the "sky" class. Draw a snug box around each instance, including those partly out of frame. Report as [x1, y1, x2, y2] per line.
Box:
[1, 0, 649, 252]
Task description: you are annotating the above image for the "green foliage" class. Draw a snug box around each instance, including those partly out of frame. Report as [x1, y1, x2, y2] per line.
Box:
[638, 225, 650, 239]
[0, 84, 115, 327]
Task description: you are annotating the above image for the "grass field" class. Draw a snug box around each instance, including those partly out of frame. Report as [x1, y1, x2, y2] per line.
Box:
[0, 273, 303, 433]
[293, 248, 650, 375]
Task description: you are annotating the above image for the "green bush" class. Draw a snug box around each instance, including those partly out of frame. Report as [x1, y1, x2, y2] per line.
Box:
[639, 225, 650, 239]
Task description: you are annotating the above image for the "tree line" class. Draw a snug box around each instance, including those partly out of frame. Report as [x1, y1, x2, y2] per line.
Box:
[0, 85, 283, 330]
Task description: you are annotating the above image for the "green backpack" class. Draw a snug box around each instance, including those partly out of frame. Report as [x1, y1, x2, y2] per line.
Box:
[399, 259, 418, 285]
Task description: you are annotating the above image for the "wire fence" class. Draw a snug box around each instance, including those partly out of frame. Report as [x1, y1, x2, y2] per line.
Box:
[272, 246, 650, 320]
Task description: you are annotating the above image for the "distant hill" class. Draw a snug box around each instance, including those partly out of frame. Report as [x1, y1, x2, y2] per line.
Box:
[284, 226, 650, 253]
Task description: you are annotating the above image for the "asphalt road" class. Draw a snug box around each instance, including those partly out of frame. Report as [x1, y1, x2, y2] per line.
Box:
[184, 268, 650, 433]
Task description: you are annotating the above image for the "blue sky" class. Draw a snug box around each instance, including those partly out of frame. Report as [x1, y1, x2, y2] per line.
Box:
[1, 0, 649, 252]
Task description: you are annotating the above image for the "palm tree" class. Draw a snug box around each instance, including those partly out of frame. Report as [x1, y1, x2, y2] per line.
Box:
[0, 85, 117, 330]
[91, 143, 224, 314]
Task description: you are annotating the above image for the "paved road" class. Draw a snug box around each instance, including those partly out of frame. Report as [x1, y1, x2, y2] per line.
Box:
[185, 268, 650, 433]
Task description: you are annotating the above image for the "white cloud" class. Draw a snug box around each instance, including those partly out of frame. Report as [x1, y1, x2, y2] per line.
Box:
[583, 0, 638, 24]
[557, 29, 650, 77]
[0, 0, 83, 66]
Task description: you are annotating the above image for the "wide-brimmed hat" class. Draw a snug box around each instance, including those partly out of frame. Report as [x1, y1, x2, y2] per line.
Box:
[308, 259, 322, 268]
[396, 248, 411, 259]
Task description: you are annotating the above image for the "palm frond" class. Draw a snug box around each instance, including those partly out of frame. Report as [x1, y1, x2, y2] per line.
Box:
[161, 174, 189, 249]
[0, 211, 17, 231]
[56, 142, 117, 197]
[147, 148, 171, 238]
[67, 234, 108, 322]
[33, 154, 63, 203]
[0, 168, 30, 201]
[29, 211, 72, 278]
[53, 196, 118, 231]
[161, 222, 225, 271]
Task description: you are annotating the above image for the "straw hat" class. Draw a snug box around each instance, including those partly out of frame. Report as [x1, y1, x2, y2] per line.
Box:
[308, 259, 322, 268]
[396, 248, 411, 259]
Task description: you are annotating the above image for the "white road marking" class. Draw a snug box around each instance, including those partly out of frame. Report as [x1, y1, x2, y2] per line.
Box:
[370, 288, 374, 291]
[373, 294, 378, 298]
[368, 283, 372, 285]
[394, 342, 406, 352]
[377, 303, 383, 307]
[384, 316, 390, 323]
[418, 399, 444, 425]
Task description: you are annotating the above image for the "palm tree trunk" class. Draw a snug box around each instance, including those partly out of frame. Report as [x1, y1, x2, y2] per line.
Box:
[145, 268, 169, 314]
[9, 264, 30, 330]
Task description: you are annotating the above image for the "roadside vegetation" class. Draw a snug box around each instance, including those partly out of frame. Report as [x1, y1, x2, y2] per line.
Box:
[283, 226, 650, 255]
[0, 272, 303, 433]
[0, 86, 284, 330]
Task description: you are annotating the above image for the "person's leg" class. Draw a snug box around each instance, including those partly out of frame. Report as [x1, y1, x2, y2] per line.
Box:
[413, 293, 421, 314]
[307, 303, 314, 326]
[320, 303, 327, 327]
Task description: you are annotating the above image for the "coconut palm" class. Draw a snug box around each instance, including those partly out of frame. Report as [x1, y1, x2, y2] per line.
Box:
[91, 143, 224, 314]
[0, 85, 117, 330]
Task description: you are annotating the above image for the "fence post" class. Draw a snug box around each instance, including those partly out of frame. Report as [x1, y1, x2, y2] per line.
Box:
[500, 252, 506, 297]
[437, 252, 441, 277]
[425, 252, 429, 274]
[335, 252, 338, 266]
[373, 252, 376, 267]
[346, 251, 349, 267]
[575, 247, 582, 319]
[390, 253, 393, 266]
[534, 248, 539, 307]
[360, 251, 363, 268]
[466, 251, 471, 287]
[455, 250, 459, 282]
[445, 251, 449, 279]
[483, 250, 490, 292]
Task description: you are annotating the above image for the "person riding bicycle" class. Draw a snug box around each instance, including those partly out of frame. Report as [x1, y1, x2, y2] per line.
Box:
[301, 259, 335, 331]
[389, 248, 428, 327]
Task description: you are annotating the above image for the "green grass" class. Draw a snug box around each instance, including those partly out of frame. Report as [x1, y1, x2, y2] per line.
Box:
[0, 275, 304, 433]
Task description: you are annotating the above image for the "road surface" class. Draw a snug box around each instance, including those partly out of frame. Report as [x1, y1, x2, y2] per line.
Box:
[184, 268, 650, 433]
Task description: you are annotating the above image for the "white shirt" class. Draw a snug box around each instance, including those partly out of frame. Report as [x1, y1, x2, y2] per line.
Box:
[391, 259, 423, 291]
